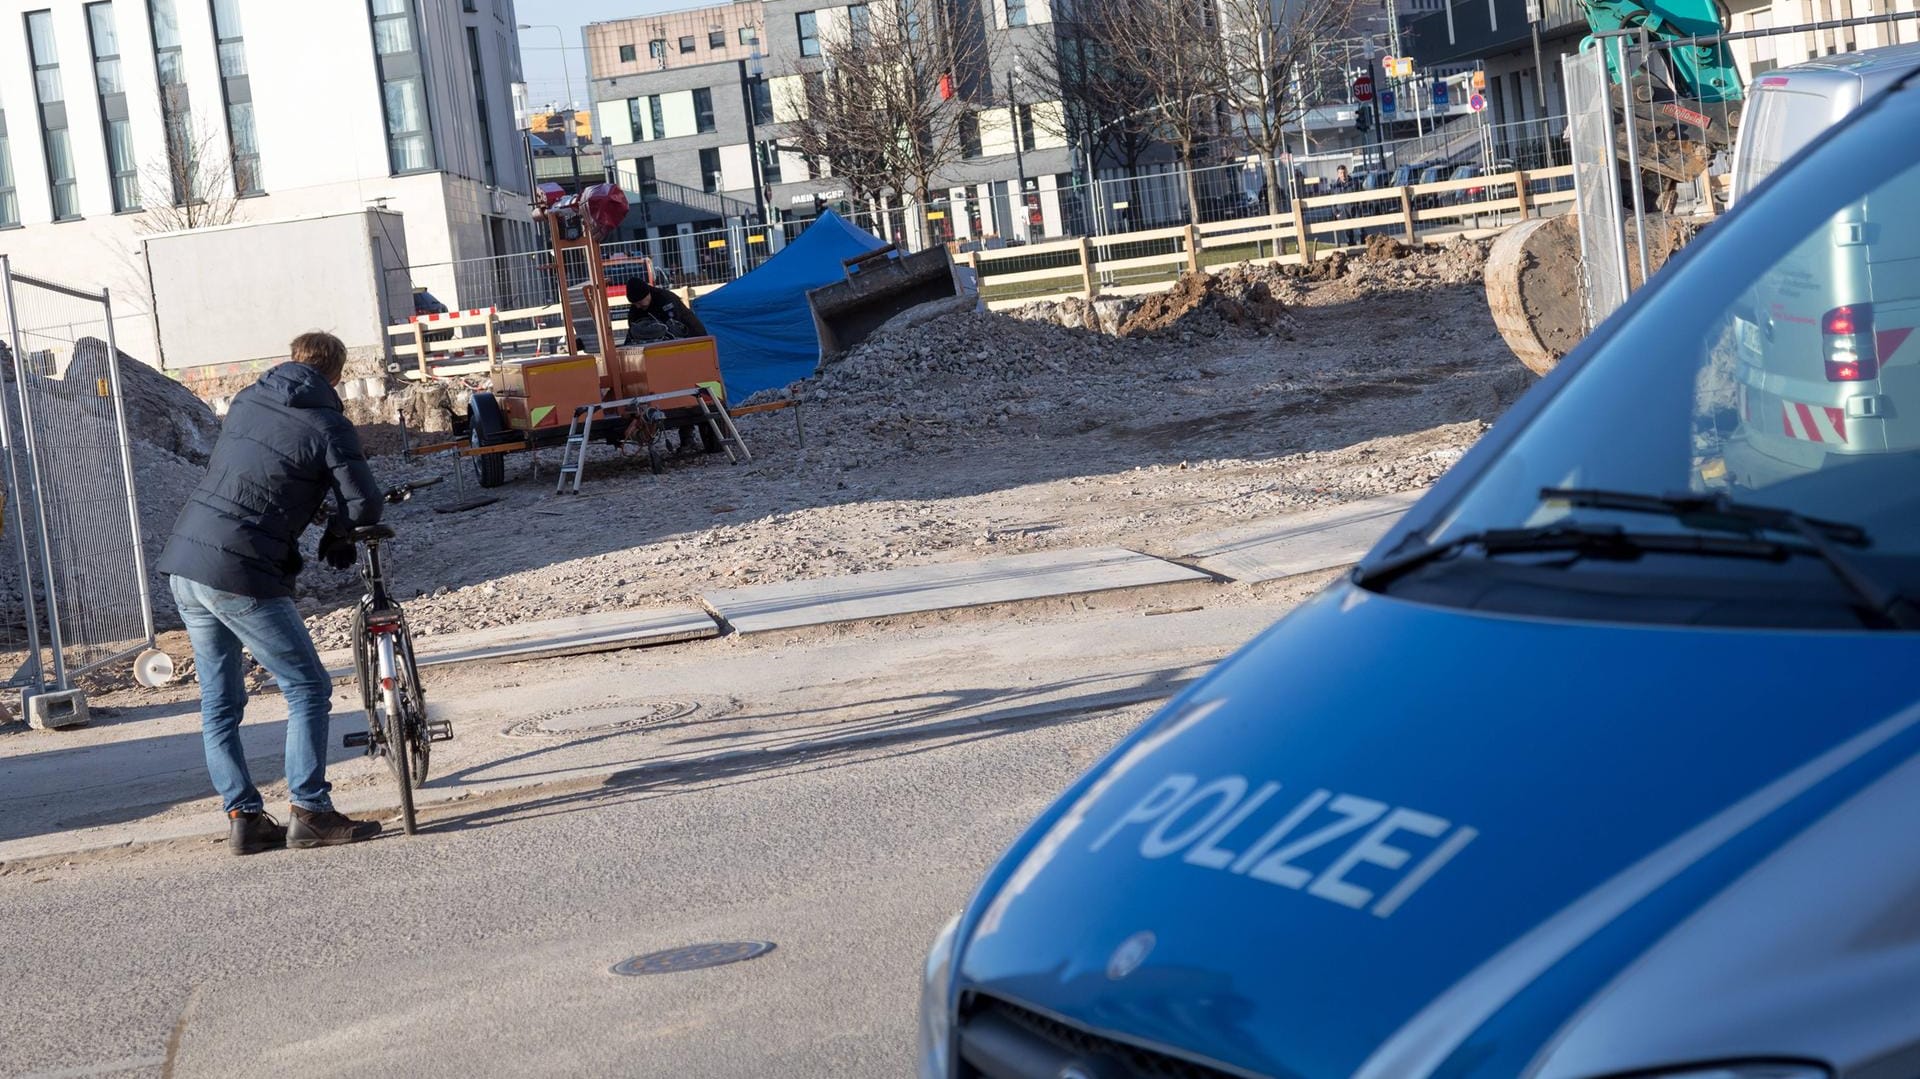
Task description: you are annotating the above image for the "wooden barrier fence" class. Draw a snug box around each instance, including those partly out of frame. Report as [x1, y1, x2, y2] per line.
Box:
[389, 165, 1573, 377]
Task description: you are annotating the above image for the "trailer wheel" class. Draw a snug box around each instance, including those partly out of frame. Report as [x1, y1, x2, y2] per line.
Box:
[468, 392, 509, 489]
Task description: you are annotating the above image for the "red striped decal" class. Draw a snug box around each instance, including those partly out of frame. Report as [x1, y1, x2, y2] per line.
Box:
[1781, 404, 1794, 437]
[1825, 406, 1847, 443]
[1795, 403, 1822, 442]
[1878, 326, 1915, 361]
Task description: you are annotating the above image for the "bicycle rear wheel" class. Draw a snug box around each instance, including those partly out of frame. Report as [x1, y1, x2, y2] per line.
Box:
[387, 685, 417, 835]
[394, 625, 430, 787]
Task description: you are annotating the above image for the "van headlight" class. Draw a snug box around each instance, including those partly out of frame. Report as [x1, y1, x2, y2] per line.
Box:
[915, 914, 963, 1079]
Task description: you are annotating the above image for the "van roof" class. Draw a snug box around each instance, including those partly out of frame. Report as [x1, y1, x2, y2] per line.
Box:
[1763, 42, 1920, 92]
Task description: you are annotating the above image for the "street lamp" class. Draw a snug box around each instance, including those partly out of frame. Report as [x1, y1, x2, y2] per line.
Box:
[1009, 59, 1030, 243]
[519, 23, 583, 190]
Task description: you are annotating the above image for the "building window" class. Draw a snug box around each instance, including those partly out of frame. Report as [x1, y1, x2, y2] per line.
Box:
[1004, 0, 1028, 27]
[148, 0, 198, 204]
[86, 3, 141, 211]
[370, 0, 436, 173]
[630, 155, 657, 199]
[797, 11, 819, 56]
[750, 79, 773, 125]
[211, 0, 262, 194]
[649, 95, 665, 140]
[26, 10, 80, 221]
[693, 87, 715, 133]
[648, 38, 665, 58]
[0, 111, 18, 227]
[739, 26, 757, 45]
[758, 140, 781, 184]
[708, 29, 725, 49]
[848, 4, 871, 46]
[678, 35, 695, 53]
[1018, 104, 1036, 151]
[466, 27, 496, 186]
[700, 146, 721, 192]
[619, 43, 636, 62]
[960, 112, 982, 157]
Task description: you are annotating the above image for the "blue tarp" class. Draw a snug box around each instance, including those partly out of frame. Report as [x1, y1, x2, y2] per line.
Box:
[693, 211, 886, 401]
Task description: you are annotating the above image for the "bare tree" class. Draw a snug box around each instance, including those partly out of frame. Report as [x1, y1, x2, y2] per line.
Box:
[1213, 0, 1359, 215]
[1101, 0, 1226, 226]
[136, 115, 247, 234]
[1021, 3, 1160, 220]
[778, 0, 996, 245]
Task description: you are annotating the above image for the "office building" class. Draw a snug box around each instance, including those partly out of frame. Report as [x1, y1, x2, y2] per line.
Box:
[0, 0, 532, 366]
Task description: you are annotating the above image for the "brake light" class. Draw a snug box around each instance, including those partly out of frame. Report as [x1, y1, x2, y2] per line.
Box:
[1823, 303, 1878, 381]
[1760, 76, 1791, 87]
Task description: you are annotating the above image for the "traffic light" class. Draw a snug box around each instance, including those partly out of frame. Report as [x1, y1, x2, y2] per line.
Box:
[1355, 106, 1371, 132]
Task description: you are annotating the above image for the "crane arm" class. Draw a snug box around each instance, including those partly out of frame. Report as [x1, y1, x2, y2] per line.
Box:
[1582, 0, 1744, 103]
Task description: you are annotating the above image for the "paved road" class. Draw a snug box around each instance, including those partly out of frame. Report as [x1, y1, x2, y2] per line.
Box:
[0, 701, 1148, 1078]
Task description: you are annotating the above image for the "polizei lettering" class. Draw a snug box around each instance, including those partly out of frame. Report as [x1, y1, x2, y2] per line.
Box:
[1089, 773, 1477, 918]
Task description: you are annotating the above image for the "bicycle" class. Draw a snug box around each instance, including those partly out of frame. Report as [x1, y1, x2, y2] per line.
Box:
[338, 478, 452, 835]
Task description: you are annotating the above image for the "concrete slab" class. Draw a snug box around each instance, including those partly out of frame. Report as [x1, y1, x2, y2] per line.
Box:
[319, 607, 720, 680]
[1182, 490, 1426, 583]
[705, 547, 1209, 635]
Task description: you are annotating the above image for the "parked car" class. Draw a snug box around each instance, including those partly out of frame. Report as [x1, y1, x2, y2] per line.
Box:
[1729, 41, 1920, 207]
[920, 67, 1920, 1079]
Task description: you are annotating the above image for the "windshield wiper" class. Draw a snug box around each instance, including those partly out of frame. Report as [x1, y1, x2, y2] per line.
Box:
[1356, 521, 1790, 591]
[1541, 487, 1920, 629]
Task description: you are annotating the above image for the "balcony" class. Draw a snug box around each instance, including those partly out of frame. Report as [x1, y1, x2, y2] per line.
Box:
[532, 146, 606, 183]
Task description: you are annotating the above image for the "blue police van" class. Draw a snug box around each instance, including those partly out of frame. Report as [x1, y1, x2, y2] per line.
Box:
[918, 64, 1920, 1079]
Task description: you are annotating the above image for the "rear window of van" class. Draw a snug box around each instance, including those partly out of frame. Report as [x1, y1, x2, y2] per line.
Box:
[1734, 88, 1834, 198]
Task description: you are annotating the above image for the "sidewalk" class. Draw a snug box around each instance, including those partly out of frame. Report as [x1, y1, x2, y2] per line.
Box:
[0, 494, 1414, 866]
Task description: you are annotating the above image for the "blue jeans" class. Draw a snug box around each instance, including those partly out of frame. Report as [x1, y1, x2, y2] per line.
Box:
[169, 575, 336, 815]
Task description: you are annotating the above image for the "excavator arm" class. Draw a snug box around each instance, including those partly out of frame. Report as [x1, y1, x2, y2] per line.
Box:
[1582, 0, 1744, 104]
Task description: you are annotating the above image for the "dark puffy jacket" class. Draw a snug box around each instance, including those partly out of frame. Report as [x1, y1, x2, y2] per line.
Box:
[157, 363, 382, 598]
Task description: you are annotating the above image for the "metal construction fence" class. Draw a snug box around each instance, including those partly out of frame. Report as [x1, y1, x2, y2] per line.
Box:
[0, 256, 154, 718]
[1564, 47, 1630, 332]
[399, 113, 1578, 321]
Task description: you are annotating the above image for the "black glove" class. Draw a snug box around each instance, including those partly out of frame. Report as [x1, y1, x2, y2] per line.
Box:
[319, 530, 356, 571]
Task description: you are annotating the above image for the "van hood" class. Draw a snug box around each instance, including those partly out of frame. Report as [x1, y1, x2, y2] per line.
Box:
[955, 583, 1920, 1078]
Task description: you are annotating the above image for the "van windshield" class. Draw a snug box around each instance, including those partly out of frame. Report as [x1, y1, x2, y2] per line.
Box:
[1396, 92, 1920, 629]
[1734, 88, 1831, 195]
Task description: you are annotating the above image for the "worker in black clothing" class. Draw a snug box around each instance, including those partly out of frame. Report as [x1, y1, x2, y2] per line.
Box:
[621, 283, 719, 455]
[623, 283, 707, 345]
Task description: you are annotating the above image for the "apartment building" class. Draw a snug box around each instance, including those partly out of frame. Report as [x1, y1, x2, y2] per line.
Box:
[0, 0, 532, 366]
[586, 0, 1085, 272]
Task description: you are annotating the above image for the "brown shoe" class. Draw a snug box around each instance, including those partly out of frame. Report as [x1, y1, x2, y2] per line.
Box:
[287, 806, 382, 848]
[228, 809, 287, 856]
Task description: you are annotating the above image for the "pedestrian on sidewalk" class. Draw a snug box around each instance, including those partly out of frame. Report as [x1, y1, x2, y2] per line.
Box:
[1333, 165, 1362, 247]
[157, 331, 387, 855]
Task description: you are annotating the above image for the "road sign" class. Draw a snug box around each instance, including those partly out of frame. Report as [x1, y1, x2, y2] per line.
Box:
[1380, 89, 1396, 116]
[1433, 80, 1449, 107]
[1353, 72, 1374, 102]
[1469, 92, 1487, 113]
[1473, 69, 1486, 90]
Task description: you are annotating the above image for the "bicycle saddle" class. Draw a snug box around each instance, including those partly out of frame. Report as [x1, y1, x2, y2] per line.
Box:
[353, 524, 396, 541]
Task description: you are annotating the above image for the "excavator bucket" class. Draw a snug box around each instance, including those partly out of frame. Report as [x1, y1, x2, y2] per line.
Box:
[806, 245, 960, 357]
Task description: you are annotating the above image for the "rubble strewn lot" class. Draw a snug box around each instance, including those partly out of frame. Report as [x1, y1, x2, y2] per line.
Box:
[119, 238, 1529, 654]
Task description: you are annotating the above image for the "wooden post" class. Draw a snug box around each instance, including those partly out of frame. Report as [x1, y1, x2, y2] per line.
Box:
[1078, 236, 1097, 300]
[1400, 188, 1418, 244]
[1292, 200, 1313, 264]
[1513, 170, 1532, 220]
[412, 321, 429, 379]
[1184, 224, 1201, 274]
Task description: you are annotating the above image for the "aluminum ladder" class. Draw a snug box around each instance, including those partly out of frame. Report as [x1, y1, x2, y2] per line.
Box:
[554, 387, 752, 494]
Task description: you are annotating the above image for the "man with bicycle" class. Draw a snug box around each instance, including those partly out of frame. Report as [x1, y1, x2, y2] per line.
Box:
[159, 331, 386, 855]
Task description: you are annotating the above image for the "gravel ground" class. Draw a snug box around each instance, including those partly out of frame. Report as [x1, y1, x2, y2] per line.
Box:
[279, 238, 1530, 652]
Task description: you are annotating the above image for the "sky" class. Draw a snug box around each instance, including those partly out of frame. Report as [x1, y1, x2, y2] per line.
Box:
[517, 0, 690, 111]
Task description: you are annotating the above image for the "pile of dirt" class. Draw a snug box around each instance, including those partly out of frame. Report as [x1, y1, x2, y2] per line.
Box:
[1366, 235, 1412, 261]
[1307, 236, 1491, 305]
[0, 341, 220, 628]
[1115, 266, 1297, 340]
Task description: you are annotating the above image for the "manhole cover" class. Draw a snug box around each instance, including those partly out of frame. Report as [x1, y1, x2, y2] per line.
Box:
[611, 941, 776, 977]
[502, 700, 697, 739]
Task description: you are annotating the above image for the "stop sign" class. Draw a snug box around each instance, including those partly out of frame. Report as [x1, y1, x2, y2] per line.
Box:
[1353, 72, 1375, 102]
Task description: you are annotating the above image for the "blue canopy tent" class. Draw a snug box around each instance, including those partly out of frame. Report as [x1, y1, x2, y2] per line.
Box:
[693, 212, 886, 401]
